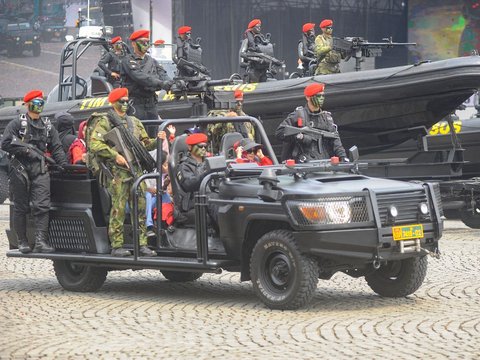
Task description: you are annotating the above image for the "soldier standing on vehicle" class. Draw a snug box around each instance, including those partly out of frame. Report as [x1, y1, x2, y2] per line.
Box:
[244, 19, 270, 83]
[275, 83, 346, 163]
[175, 26, 195, 77]
[1, 90, 68, 254]
[298, 23, 316, 76]
[97, 36, 125, 88]
[314, 19, 342, 75]
[122, 29, 173, 121]
[88, 87, 161, 257]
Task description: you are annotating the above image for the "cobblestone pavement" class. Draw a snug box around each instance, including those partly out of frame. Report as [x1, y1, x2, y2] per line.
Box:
[0, 203, 479, 359]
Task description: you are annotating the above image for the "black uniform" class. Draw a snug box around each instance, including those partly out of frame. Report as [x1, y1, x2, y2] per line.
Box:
[245, 30, 270, 83]
[98, 50, 124, 88]
[175, 36, 196, 78]
[54, 111, 76, 155]
[276, 106, 346, 163]
[175, 154, 218, 228]
[298, 33, 316, 76]
[1, 114, 68, 250]
[122, 53, 172, 121]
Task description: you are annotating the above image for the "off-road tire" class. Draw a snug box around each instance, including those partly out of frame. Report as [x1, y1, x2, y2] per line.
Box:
[460, 208, 480, 229]
[365, 256, 428, 297]
[161, 270, 203, 282]
[250, 230, 318, 310]
[0, 168, 8, 204]
[32, 44, 41, 57]
[53, 260, 107, 292]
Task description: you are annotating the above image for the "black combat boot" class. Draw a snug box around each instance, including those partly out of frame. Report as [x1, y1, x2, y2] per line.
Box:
[32, 232, 55, 253]
[17, 239, 31, 254]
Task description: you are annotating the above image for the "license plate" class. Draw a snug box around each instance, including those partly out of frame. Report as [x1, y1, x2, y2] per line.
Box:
[392, 224, 424, 241]
[24, 41, 32, 44]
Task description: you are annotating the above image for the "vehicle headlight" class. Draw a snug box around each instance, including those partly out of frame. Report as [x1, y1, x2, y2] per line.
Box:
[419, 202, 429, 215]
[47, 28, 52, 32]
[16, 37, 20, 41]
[33, 35, 38, 40]
[286, 196, 368, 226]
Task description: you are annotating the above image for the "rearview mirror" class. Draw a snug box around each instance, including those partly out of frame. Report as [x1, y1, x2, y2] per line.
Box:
[348, 146, 359, 162]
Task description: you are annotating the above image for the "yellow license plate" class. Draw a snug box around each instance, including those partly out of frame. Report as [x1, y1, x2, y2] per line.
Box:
[24, 41, 32, 44]
[392, 224, 424, 241]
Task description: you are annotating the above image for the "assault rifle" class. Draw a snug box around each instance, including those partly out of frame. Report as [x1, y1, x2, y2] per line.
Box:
[282, 125, 339, 140]
[103, 127, 137, 175]
[332, 36, 416, 71]
[10, 137, 56, 166]
[176, 57, 210, 76]
[240, 51, 284, 72]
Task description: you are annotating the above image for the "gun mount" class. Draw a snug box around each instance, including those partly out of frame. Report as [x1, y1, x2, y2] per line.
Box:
[333, 36, 416, 71]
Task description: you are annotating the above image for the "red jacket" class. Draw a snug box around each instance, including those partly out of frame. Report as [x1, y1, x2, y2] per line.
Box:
[236, 156, 273, 166]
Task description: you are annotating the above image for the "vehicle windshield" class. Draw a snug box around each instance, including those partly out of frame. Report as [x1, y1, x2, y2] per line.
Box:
[7, 22, 31, 31]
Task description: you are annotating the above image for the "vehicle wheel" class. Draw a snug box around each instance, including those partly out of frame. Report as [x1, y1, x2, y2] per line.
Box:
[161, 270, 203, 282]
[250, 230, 318, 310]
[443, 209, 459, 220]
[365, 256, 427, 297]
[53, 260, 107, 292]
[0, 168, 8, 204]
[460, 208, 480, 228]
[7, 47, 18, 57]
[32, 44, 41, 57]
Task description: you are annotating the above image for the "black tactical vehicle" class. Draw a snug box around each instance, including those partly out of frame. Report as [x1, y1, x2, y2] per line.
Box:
[6, 117, 443, 310]
[0, 19, 41, 57]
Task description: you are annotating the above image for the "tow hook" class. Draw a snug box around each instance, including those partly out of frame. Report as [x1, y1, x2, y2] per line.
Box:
[421, 247, 441, 259]
[372, 258, 381, 269]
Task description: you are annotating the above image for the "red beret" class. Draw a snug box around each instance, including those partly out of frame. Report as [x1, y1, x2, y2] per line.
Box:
[320, 19, 333, 29]
[304, 83, 325, 97]
[234, 90, 244, 100]
[186, 133, 208, 145]
[248, 19, 261, 29]
[178, 26, 192, 35]
[129, 29, 150, 41]
[23, 90, 43, 103]
[110, 36, 122, 44]
[108, 88, 128, 103]
[302, 23, 315, 33]
[154, 39, 165, 45]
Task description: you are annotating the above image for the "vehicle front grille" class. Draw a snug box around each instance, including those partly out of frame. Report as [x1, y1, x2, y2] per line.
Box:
[431, 183, 443, 217]
[376, 190, 431, 225]
[48, 218, 91, 251]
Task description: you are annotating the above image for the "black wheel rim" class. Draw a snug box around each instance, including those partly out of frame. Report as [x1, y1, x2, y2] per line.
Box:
[378, 261, 402, 280]
[66, 262, 86, 277]
[262, 251, 293, 292]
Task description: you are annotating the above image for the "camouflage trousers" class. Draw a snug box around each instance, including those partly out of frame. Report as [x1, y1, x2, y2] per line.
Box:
[106, 168, 148, 249]
[314, 61, 340, 75]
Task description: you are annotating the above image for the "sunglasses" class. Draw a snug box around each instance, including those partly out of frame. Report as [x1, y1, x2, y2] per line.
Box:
[195, 144, 207, 149]
[136, 40, 150, 46]
[117, 99, 129, 105]
[31, 99, 45, 106]
[325, 26, 333, 30]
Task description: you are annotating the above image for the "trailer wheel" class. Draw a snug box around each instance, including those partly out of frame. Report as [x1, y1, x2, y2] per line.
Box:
[161, 270, 203, 282]
[250, 230, 318, 310]
[53, 260, 107, 292]
[365, 256, 427, 297]
[0, 168, 8, 204]
[460, 208, 480, 228]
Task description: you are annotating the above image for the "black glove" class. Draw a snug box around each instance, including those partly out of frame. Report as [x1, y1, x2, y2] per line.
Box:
[162, 80, 174, 91]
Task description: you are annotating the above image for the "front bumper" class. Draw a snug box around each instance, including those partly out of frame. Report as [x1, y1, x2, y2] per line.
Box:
[293, 222, 439, 261]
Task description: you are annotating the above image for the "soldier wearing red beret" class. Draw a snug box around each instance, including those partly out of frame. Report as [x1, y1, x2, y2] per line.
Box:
[176, 132, 217, 221]
[88, 87, 164, 257]
[275, 83, 346, 163]
[97, 35, 125, 88]
[1, 90, 68, 254]
[121, 29, 173, 121]
[314, 19, 343, 75]
[243, 19, 271, 83]
[174, 25, 210, 79]
[298, 23, 317, 76]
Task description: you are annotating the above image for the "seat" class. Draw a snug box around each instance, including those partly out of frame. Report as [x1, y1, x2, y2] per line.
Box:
[219, 132, 243, 159]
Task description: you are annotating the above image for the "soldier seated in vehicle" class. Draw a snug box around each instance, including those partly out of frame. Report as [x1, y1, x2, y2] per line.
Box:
[276, 83, 346, 163]
[175, 133, 218, 229]
[234, 138, 273, 166]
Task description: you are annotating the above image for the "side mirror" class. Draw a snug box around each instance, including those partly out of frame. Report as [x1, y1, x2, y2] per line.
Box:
[348, 146, 359, 162]
[205, 155, 227, 173]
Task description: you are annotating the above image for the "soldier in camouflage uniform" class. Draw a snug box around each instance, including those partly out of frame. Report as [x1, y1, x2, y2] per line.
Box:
[88, 88, 161, 257]
[314, 19, 342, 75]
[207, 90, 255, 154]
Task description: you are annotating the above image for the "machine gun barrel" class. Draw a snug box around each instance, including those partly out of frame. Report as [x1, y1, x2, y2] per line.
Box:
[282, 125, 339, 139]
[10, 137, 56, 165]
[176, 57, 210, 76]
